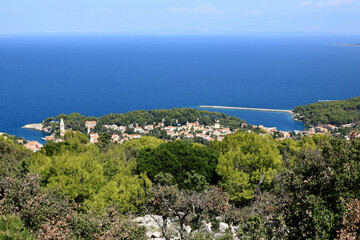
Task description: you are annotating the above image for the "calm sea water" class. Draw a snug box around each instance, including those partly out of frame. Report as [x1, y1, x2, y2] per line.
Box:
[1, 35, 359, 143]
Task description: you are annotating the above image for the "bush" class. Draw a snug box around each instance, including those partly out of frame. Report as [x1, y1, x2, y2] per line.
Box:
[0, 136, 31, 178]
[0, 174, 73, 232]
[0, 215, 35, 240]
[0, 174, 147, 239]
[283, 138, 360, 239]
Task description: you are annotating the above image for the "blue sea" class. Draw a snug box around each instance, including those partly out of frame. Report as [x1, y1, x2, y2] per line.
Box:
[1, 34, 360, 143]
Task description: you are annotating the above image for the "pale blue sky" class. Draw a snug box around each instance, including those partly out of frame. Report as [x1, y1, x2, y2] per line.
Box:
[1, 0, 360, 34]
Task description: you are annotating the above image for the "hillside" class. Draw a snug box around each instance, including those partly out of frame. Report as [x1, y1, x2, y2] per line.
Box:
[2, 127, 360, 239]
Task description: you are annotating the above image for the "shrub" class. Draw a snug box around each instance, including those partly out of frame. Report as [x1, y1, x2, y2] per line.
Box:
[0, 215, 35, 240]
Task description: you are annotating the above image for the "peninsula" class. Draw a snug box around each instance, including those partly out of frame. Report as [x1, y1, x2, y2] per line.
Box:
[22, 123, 51, 133]
[199, 105, 293, 114]
[22, 123, 44, 131]
[293, 96, 360, 126]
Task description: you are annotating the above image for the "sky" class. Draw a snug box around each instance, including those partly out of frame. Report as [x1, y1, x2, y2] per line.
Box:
[1, 0, 360, 35]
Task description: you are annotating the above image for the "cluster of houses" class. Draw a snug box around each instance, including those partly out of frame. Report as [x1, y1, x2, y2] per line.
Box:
[246, 123, 344, 140]
[89, 120, 358, 143]
[23, 141, 43, 152]
[292, 124, 339, 138]
[88, 120, 242, 144]
[13, 118, 359, 152]
[299, 123, 360, 141]
[0, 132, 43, 152]
[42, 120, 353, 146]
[251, 125, 290, 139]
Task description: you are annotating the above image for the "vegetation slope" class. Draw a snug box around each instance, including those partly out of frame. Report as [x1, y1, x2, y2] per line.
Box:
[293, 96, 360, 125]
[1, 122, 360, 239]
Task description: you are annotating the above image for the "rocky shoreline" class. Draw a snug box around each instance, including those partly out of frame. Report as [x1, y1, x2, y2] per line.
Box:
[22, 123, 51, 133]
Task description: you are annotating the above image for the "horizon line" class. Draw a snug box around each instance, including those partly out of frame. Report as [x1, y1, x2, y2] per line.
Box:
[1, 31, 360, 37]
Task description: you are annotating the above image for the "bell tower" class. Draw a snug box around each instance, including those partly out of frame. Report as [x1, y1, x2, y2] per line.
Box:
[60, 118, 65, 136]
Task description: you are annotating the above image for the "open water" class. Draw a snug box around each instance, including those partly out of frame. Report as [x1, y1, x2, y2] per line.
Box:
[1, 35, 360, 143]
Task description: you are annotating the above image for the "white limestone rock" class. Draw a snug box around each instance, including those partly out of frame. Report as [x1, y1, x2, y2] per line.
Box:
[219, 222, 229, 232]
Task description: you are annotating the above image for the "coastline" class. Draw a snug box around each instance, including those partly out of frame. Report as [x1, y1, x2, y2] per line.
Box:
[19, 106, 306, 144]
[22, 123, 50, 133]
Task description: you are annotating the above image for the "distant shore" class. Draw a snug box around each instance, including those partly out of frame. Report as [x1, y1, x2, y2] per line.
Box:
[339, 44, 360, 46]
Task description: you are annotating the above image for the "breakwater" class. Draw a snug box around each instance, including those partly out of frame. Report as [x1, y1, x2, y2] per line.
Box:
[199, 105, 294, 114]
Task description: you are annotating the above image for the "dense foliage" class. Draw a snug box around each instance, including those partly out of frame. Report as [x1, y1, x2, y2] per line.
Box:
[0, 215, 35, 239]
[213, 132, 282, 205]
[282, 137, 360, 239]
[137, 141, 219, 189]
[30, 134, 155, 213]
[0, 135, 31, 178]
[294, 96, 360, 125]
[0, 174, 146, 239]
[2, 121, 360, 239]
[98, 108, 244, 128]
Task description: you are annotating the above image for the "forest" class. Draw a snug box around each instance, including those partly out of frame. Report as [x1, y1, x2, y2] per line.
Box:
[1, 128, 360, 239]
[293, 96, 360, 125]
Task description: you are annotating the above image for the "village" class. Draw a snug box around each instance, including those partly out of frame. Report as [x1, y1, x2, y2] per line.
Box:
[20, 119, 251, 151]
[83, 119, 234, 144]
[18, 115, 357, 153]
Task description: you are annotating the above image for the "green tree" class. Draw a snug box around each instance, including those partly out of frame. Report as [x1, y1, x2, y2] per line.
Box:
[214, 132, 282, 205]
[44, 148, 104, 204]
[98, 132, 111, 145]
[0, 135, 31, 178]
[0, 174, 147, 239]
[146, 184, 230, 240]
[137, 140, 220, 188]
[122, 136, 163, 151]
[294, 96, 360, 125]
[282, 137, 360, 239]
[64, 131, 89, 145]
[31, 141, 151, 214]
[183, 170, 210, 192]
[0, 215, 35, 240]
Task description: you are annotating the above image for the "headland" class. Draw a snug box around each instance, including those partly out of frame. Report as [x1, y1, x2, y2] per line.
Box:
[22, 123, 51, 133]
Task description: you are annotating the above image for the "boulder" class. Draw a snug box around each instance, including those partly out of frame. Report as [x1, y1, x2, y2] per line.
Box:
[219, 222, 229, 232]
[184, 225, 192, 234]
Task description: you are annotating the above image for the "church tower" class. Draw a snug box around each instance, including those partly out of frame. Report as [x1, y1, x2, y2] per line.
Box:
[214, 119, 220, 129]
[60, 118, 65, 136]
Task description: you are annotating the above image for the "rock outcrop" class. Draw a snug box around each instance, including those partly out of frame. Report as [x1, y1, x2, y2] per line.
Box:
[132, 215, 237, 240]
[22, 123, 51, 133]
